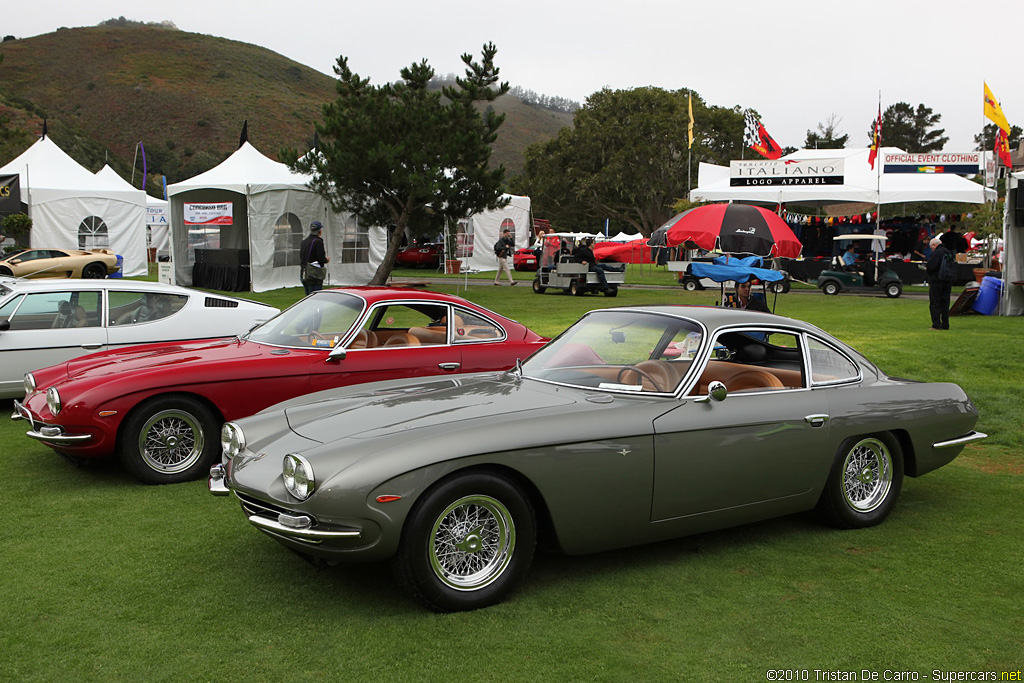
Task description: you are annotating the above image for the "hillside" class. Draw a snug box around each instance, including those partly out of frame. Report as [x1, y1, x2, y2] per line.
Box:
[0, 25, 572, 193]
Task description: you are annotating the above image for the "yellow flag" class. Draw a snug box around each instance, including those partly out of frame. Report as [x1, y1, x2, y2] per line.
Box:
[984, 82, 1011, 133]
[688, 94, 694, 149]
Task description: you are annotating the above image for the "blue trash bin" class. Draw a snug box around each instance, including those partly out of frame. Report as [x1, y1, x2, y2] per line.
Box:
[110, 255, 124, 278]
[970, 275, 1003, 315]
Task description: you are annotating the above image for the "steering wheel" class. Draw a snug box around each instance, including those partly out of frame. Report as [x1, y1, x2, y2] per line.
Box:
[616, 365, 663, 392]
[307, 330, 328, 346]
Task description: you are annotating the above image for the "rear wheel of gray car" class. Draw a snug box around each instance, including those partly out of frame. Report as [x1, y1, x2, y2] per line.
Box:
[82, 262, 107, 278]
[816, 433, 904, 529]
[394, 472, 536, 612]
[119, 396, 220, 485]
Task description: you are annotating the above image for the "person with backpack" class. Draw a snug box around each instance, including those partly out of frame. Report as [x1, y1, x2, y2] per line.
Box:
[493, 228, 516, 286]
[926, 237, 955, 330]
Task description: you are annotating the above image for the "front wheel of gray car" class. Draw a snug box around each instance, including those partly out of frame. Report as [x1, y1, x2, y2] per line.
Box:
[394, 472, 536, 612]
[119, 395, 221, 485]
[816, 433, 904, 529]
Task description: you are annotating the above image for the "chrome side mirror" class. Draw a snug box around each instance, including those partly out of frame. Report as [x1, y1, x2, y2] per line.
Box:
[327, 345, 347, 362]
[694, 380, 727, 403]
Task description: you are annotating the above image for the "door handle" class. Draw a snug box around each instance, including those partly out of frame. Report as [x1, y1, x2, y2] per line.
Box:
[438, 362, 461, 371]
[81, 343, 103, 350]
[804, 414, 830, 428]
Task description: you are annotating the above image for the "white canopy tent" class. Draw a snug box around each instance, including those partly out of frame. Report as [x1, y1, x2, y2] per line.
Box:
[95, 164, 169, 259]
[691, 147, 997, 208]
[167, 142, 385, 292]
[1000, 173, 1023, 316]
[0, 137, 148, 276]
[456, 194, 532, 271]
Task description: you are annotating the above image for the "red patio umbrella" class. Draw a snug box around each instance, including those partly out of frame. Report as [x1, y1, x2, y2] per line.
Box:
[660, 204, 803, 258]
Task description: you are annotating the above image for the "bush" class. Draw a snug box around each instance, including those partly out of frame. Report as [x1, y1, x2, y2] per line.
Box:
[2, 212, 32, 238]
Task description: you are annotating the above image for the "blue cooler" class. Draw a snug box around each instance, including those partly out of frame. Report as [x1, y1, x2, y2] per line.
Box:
[970, 275, 1003, 315]
[110, 255, 124, 278]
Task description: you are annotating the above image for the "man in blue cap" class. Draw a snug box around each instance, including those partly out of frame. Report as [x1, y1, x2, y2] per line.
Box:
[300, 220, 329, 294]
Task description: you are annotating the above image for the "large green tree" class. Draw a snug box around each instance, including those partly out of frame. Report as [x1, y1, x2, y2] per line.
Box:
[513, 87, 744, 236]
[869, 102, 948, 152]
[285, 43, 509, 284]
[804, 114, 849, 149]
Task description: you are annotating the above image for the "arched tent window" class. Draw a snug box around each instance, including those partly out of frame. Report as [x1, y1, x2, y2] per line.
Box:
[78, 216, 109, 250]
[273, 212, 303, 267]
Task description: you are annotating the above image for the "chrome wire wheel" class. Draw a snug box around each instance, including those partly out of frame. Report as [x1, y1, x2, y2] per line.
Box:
[841, 437, 892, 513]
[429, 494, 515, 591]
[137, 409, 205, 474]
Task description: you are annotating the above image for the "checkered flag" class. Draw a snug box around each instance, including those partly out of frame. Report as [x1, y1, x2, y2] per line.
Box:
[743, 110, 760, 148]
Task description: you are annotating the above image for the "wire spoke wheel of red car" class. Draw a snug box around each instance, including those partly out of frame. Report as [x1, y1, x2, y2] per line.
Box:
[817, 433, 903, 529]
[394, 472, 536, 612]
[120, 396, 219, 484]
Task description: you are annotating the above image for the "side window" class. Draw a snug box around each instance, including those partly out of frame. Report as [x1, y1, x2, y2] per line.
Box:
[690, 330, 804, 395]
[0, 294, 23, 321]
[451, 308, 505, 343]
[367, 303, 448, 347]
[7, 291, 101, 330]
[109, 291, 187, 326]
[807, 337, 860, 385]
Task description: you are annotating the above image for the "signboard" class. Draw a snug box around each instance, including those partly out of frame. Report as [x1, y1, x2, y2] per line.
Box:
[730, 158, 845, 187]
[184, 202, 233, 226]
[0, 174, 21, 216]
[146, 205, 168, 227]
[882, 152, 980, 174]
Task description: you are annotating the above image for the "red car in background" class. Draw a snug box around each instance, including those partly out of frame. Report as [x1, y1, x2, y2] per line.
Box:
[16, 288, 547, 485]
[395, 242, 442, 268]
[513, 247, 539, 271]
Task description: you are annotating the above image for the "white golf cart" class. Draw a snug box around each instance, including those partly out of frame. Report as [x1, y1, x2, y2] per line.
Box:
[532, 233, 626, 297]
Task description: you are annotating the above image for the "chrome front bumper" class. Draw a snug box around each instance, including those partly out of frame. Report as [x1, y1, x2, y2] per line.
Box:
[12, 400, 93, 446]
[932, 430, 988, 449]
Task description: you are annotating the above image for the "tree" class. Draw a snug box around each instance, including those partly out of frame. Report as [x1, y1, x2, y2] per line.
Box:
[515, 87, 745, 237]
[804, 114, 849, 149]
[284, 43, 509, 285]
[869, 102, 948, 152]
[974, 123, 1022, 152]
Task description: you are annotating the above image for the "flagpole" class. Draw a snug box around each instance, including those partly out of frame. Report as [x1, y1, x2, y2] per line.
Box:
[875, 92, 882, 233]
[982, 82, 992, 193]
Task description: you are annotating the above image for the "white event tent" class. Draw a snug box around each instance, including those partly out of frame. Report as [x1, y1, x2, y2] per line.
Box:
[691, 147, 997, 208]
[95, 164, 169, 258]
[167, 142, 385, 292]
[0, 137, 148, 276]
[1000, 173, 1023, 316]
[457, 194, 532, 271]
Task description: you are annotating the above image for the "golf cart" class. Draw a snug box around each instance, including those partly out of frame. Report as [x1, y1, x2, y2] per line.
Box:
[532, 233, 626, 297]
[816, 234, 903, 298]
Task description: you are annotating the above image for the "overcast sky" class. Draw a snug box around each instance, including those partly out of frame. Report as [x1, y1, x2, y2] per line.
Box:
[6, 0, 1021, 154]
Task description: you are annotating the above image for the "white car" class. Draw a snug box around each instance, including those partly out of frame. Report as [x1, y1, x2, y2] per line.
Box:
[0, 278, 279, 398]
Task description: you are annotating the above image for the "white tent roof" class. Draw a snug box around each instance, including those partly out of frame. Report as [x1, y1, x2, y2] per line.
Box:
[168, 142, 312, 195]
[0, 137, 143, 204]
[691, 147, 996, 207]
[96, 164, 167, 208]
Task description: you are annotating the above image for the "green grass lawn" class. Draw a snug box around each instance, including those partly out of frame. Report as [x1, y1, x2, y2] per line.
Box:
[1, 276, 1021, 681]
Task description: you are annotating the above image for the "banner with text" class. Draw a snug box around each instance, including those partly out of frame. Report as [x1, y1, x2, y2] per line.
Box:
[882, 152, 980, 174]
[184, 202, 233, 225]
[730, 158, 845, 187]
[0, 174, 22, 216]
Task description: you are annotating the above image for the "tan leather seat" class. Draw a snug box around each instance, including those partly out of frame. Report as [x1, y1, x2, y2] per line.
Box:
[409, 326, 446, 345]
[725, 369, 784, 392]
[349, 330, 378, 349]
[383, 332, 421, 347]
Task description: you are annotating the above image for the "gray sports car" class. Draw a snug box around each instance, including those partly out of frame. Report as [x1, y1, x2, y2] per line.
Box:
[210, 306, 985, 611]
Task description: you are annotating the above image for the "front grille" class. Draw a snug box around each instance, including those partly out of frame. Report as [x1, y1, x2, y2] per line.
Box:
[235, 491, 316, 524]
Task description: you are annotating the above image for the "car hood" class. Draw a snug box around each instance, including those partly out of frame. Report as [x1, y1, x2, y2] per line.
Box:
[281, 373, 576, 443]
[63, 337, 271, 380]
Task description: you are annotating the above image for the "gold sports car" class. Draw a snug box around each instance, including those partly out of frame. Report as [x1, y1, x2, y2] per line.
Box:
[0, 248, 120, 279]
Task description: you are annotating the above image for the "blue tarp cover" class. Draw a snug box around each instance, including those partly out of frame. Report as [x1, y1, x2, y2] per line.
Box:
[689, 255, 784, 283]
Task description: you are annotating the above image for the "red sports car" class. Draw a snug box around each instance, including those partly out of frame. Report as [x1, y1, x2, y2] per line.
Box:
[513, 247, 539, 271]
[15, 288, 547, 484]
[395, 243, 442, 268]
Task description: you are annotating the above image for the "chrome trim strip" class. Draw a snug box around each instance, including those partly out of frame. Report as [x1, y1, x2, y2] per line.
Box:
[25, 428, 92, 445]
[247, 514, 362, 542]
[932, 431, 988, 449]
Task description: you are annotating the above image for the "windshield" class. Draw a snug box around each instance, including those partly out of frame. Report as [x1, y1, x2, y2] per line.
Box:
[1, 250, 27, 262]
[522, 310, 703, 393]
[247, 291, 364, 349]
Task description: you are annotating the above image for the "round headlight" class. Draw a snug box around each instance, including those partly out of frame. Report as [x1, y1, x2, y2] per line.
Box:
[46, 387, 61, 416]
[23, 373, 37, 396]
[220, 422, 246, 459]
[283, 453, 315, 500]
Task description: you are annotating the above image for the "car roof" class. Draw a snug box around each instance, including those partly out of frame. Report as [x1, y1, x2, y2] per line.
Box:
[0, 278, 225, 296]
[318, 286, 476, 306]
[593, 304, 812, 331]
